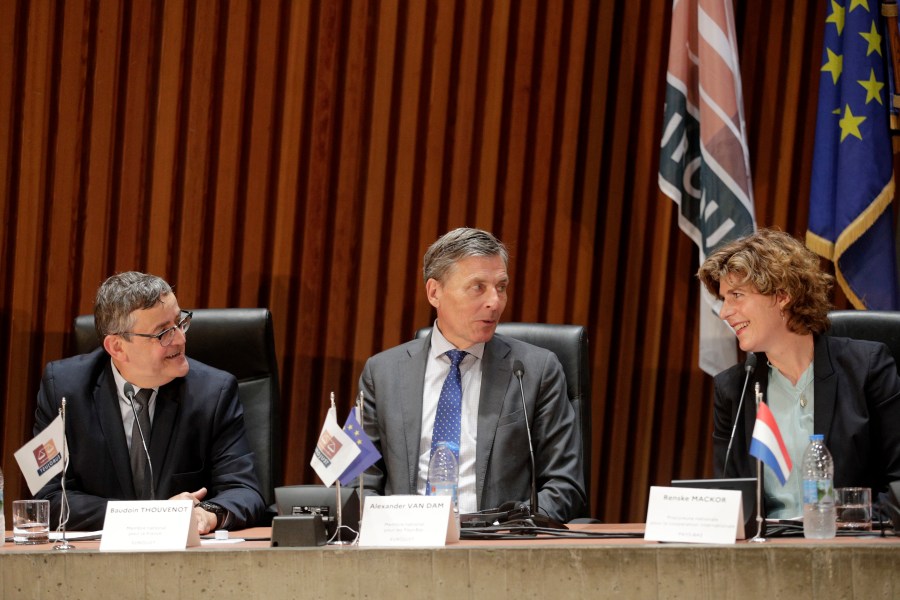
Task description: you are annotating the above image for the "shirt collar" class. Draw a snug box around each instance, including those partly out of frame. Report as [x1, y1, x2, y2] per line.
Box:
[430, 320, 485, 361]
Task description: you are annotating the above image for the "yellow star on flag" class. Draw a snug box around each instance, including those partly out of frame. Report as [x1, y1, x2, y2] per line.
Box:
[826, 0, 845, 35]
[839, 104, 866, 141]
[821, 48, 843, 85]
[849, 0, 870, 12]
[859, 21, 882, 56]
[858, 68, 884, 104]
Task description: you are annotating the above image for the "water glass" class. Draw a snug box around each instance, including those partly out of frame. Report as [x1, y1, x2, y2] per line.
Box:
[12, 499, 51, 544]
[835, 487, 872, 531]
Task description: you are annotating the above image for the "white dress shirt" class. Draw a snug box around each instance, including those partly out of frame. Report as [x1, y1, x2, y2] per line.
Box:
[110, 359, 158, 451]
[416, 322, 484, 513]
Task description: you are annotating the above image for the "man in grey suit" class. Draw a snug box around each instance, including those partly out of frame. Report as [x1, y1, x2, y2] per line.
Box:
[358, 228, 585, 523]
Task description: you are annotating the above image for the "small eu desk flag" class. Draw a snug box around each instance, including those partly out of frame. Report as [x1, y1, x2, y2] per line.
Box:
[807, 1, 900, 310]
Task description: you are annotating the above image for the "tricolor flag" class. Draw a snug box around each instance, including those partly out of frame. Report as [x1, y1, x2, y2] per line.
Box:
[310, 406, 360, 487]
[338, 407, 381, 486]
[659, 0, 757, 376]
[14, 414, 67, 495]
[748, 401, 793, 486]
[806, 0, 899, 309]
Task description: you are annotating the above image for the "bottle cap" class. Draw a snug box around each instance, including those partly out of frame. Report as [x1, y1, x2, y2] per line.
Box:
[810, 433, 824, 441]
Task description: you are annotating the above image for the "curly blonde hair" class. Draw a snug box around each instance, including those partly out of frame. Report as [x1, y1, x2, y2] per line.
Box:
[697, 229, 833, 334]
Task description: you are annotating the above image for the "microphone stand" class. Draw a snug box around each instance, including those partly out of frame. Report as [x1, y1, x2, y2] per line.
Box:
[724, 353, 756, 475]
[513, 363, 566, 530]
[53, 397, 74, 551]
[749, 383, 767, 543]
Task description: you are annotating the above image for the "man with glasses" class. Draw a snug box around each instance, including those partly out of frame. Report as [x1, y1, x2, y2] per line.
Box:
[33, 272, 265, 532]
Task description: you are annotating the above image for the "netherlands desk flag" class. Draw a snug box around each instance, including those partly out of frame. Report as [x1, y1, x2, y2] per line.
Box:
[338, 406, 381, 486]
[659, 0, 757, 375]
[748, 401, 793, 486]
[310, 406, 360, 487]
[806, 0, 899, 310]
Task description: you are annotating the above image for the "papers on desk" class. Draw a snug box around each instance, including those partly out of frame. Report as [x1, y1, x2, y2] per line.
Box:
[50, 531, 103, 541]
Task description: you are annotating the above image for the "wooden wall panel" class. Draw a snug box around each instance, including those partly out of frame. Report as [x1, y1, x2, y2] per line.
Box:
[0, 0, 859, 524]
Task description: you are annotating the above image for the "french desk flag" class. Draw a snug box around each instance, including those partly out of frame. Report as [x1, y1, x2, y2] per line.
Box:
[748, 401, 793, 486]
[13, 414, 67, 495]
[310, 406, 361, 487]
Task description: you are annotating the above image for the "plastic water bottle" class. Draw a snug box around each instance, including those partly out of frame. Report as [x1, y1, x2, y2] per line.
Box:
[802, 434, 836, 539]
[427, 442, 459, 511]
[0, 465, 5, 545]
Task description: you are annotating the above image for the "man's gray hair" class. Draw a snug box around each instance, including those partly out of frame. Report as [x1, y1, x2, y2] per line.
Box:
[94, 271, 173, 339]
[423, 227, 509, 284]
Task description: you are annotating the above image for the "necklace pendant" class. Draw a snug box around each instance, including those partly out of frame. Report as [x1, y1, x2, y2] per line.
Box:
[800, 394, 807, 408]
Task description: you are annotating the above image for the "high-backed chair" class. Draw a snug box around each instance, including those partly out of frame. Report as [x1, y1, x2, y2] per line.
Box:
[415, 323, 591, 516]
[826, 310, 900, 376]
[73, 308, 282, 508]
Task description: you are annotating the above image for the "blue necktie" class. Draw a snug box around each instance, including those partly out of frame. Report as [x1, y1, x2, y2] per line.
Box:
[430, 349, 467, 463]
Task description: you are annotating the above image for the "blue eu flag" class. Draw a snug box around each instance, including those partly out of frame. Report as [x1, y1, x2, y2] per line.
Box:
[807, 0, 899, 309]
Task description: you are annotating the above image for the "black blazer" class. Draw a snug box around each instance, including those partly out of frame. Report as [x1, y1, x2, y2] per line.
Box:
[34, 348, 265, 530]
[713, 335, 900, 495]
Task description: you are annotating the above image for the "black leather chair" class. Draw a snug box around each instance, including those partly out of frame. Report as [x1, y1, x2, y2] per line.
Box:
[826, 310, 900, 375]
[73, 308, 282, 508]
[415, 323, 591, 516]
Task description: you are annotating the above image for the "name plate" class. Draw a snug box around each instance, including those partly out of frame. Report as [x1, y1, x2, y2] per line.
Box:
[359, 495, 459, 547]
[100, 500, 201, 551]
[644, 486, 744, 544]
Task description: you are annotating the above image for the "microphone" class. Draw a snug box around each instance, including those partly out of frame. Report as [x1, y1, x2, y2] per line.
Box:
[722, 352, 757, 476]
[512, 360, 565, 529]
[125, 383, 155, 500]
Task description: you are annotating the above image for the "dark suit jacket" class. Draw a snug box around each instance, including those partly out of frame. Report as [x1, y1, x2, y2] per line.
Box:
[33, 348, 266, 530]
[713, 335, 900, 498]
[358, 332, 586, 522]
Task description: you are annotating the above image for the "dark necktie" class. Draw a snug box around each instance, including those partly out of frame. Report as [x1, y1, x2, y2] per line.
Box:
[130, 388, 153, 499]
[430, 350, 467, 463]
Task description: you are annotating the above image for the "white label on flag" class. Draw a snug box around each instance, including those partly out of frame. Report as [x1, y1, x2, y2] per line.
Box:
[14, 414, 67, 496]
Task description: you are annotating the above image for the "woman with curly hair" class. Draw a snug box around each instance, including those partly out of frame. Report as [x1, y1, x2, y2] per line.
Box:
[697, 229, 900, 518]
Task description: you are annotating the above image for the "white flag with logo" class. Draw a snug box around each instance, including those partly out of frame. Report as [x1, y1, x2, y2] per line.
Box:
[659, 0, 757, 375]
[14, 414, 67, 495]
[310, 406, 360, 487]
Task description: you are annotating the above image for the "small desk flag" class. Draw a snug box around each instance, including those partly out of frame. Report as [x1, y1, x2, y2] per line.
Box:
[748, 401, 793, 486]
[14, 414, 67, 495]
[310, 406, 360, 487]
[338, 407, 381, 486]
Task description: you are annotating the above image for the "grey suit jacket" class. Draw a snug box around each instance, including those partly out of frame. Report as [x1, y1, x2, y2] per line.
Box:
[358, 332, 586, 522]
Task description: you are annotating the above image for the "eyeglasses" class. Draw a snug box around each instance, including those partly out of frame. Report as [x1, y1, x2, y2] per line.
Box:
[118, 310, 192, 347]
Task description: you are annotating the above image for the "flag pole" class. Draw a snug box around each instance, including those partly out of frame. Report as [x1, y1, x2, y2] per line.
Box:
[357, 390, 365, 524]
[327, 391, 351, 546]
[53, 397, 75, 551]
[749, 383, 767, 543]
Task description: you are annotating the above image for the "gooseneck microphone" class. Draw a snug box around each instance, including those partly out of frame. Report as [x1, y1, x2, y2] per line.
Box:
[512, 361, 565, 529]
[512, 360, 539, 517]
[723, 352, 757, 476]
[124, 383, 155, 500]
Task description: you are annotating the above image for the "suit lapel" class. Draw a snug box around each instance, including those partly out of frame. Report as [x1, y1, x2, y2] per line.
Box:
[812, 335, 837, 438]
[93, 364, 137, 498]
[476, 336, 511, 508]
[402, 337, 429, 492]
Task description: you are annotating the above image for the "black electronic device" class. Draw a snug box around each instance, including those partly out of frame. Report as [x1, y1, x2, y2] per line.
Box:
[671, 477, 760, 538]
[274, 485, 360, 542]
